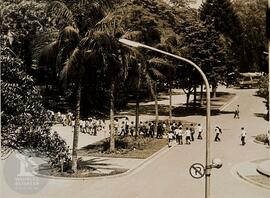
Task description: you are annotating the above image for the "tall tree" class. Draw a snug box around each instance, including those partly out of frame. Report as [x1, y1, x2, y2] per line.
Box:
[178, 18, 228, 98]
[199, 0, 242, 78]
[38, 0, 121, 172]
[199, 0, 242, 44]
[233, 0, 268, 72]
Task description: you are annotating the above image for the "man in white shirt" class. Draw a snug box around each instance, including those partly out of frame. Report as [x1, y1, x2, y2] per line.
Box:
[185, 128, 191, 145]
[174, 127, 181, 145]
[167, 131, 174, 147]
[197, 123, 203, 140]
[241, 127, 247, 146]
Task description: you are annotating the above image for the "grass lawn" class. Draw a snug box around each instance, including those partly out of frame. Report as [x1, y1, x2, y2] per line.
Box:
[78, 136, 168, 159]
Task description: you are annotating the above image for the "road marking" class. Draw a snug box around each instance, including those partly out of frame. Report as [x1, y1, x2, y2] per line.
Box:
[219, 95, 239, 111]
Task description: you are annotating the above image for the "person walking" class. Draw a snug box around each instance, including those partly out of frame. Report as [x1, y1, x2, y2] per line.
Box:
[190, 124, 195, 141]
[214, 125, 222, 142]
[174, 127, 181, 145]
[124, 117, 129, 136]
[185, 128, 191, 145]
[71, 118, 75, 132]
[120, 121, 125, 136]
[179, 126, 184, 145]
[85, 119, 90, 134]
[130, 121, 135, 136]
[240, 127, 247, 145]
[234, 105, 240, 119]
[157, 123, 163, 138]
[167, 131, 174, 147]
[197, 123, 203, 140]
[149, 122, 154, 138]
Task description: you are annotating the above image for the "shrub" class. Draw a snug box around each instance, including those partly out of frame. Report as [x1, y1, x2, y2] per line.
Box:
[255, 134, 268, 144]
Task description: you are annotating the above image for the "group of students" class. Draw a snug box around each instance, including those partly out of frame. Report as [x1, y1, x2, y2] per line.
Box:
[77, 118, 106, 136]
[47, 110, 73, 126]
[167, 123, 204, 147]
[47, 110, 106, 136]
[112, 118, 162, 137]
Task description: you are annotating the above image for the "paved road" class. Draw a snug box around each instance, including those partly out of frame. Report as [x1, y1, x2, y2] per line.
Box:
[1, 88, 269, 198]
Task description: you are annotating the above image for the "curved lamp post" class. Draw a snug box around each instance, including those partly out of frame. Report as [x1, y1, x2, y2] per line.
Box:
[119, 38, 211, 198]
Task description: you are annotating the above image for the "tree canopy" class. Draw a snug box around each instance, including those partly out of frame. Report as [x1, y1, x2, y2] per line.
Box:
[1, 46, 69, 164]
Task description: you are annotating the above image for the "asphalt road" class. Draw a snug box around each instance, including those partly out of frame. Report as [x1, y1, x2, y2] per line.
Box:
[1, 88, 269, 198]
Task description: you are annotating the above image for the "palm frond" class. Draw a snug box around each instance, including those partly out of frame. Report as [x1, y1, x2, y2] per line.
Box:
[58, 26, 80, 47]
[38, 41, 59, 69]
[143, 73, 155, 99]
[148, 67, 166, 80]
[60, 47, 82, 86]
[148, 57, 172, 68]
[148, 57, 176, 78]
[48, 1, 77, 29]
[32, 30, 59, 67]
[121, 31, 143, 42]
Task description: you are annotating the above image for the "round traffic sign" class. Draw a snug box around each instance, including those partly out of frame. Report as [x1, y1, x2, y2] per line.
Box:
[189, 163, 205, 179]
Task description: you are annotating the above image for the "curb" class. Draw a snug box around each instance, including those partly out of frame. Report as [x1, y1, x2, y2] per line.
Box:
[253, 139, 265, 145]
[33, 142, 174, 180]
[235, 160, 270, 190]
[236, 170, 270, 190]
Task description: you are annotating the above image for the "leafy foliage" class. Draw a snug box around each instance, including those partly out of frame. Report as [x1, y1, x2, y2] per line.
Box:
[257, 75, 269, 112]
[199, 0, 242, 44]
[179, 20, 228, 87]
[1, 47, 70, 166]
[233, 0, 268, 72]
[0, 0, 57, 71]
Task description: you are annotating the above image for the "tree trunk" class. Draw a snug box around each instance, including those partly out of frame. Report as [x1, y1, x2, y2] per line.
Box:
[193, 83, 197, 108]
[212, 85, 217, 98]
[168, 69, 172, 124]
[154, 84, 158, 134]
[200, 83, 203, 106]
[135, 92, 139, 139]
[186, 88, 191, 108]
[169, 87, 172, 124]
[71, 82, 81, 173]
[109, 82, 115, 153]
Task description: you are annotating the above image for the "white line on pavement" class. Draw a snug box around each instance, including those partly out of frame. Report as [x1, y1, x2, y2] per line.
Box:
[219, 95, 239, 111]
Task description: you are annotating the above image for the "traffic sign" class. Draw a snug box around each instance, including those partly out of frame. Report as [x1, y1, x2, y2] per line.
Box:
[189, 163, 205, 179]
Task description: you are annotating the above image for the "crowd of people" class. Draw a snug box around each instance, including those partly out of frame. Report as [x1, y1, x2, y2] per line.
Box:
[47, 110, 207, 143]
[47, 110, 106, 136]
[167, 122, 204, 147]
[47, 109, 269, 148]
[111, 117, 201, 141]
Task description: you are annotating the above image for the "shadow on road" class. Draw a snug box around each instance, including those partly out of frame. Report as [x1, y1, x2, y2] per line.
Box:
[254, 113, 268, 121]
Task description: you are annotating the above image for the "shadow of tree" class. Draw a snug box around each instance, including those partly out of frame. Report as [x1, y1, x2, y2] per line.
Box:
[254, 113, 268, 121]
[79, 157, 112, 167]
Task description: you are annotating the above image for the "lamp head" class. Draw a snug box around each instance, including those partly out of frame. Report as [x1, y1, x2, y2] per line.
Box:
[119, 38, 141, 48]
[212, 158, 223, 169]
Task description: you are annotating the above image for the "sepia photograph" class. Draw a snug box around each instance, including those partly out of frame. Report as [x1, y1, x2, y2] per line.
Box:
[1, 0, 269, 197]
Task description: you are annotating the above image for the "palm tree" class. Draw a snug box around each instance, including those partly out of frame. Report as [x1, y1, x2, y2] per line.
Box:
[37, 0, 122, 172]
[59, 31, 128, 167]
[147, 57, 173, 133]
[60, 40, 83, 173]
[82, 31, 129, 152]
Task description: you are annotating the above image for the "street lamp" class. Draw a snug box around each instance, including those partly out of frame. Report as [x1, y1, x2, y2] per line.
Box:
[119, 38, 212, 198]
